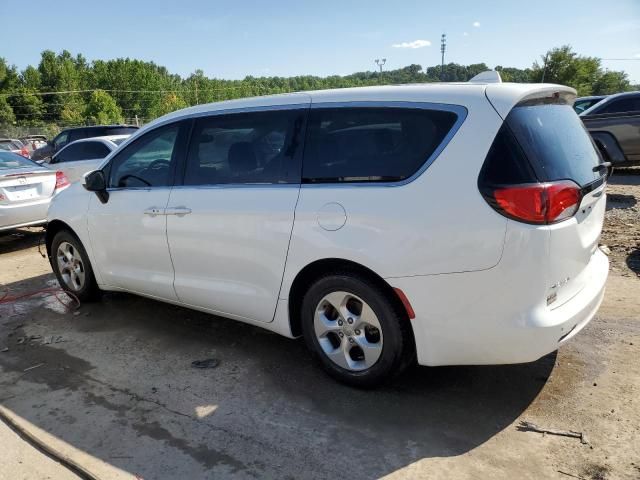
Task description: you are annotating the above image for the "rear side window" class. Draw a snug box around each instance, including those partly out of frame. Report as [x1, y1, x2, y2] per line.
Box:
[184, 109, 304, 185]
[598, 97, 640, 114]
[81, 142, 111, 159]
[303, 107, 458, 183]
[106, 127, 138, 136]
[505, 104, 602, 187]
[55, 142, 110, 163]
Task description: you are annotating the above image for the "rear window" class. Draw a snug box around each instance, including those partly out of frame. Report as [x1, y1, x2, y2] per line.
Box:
[505, 104, 602, 186]
[303, 107, 459, 183]
[0, 151, 37, 169]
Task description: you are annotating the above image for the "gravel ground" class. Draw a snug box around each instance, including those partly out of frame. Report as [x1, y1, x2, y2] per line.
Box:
[0, 172, 638, 479]
[600, 168, 640, 278]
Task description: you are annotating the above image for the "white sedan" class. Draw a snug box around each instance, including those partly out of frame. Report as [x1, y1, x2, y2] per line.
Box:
[0, 151, 69, 232]
[44, 135, 130, 184]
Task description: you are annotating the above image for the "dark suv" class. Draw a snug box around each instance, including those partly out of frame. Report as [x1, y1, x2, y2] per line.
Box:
[30, 125, 139, 161]
[580, 91, 640, 167]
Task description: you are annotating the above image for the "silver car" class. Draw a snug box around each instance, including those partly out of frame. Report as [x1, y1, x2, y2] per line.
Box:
[0, 151, 69, 232]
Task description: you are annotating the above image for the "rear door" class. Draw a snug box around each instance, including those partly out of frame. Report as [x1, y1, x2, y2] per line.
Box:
[166, 105, 307, 322]
[504, 103, 608, 307]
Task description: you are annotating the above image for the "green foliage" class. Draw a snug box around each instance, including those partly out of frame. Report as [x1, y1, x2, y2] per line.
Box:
[0, 46, 633, 132]
[0, 96, 15, 125]
[530, 45, 630, 96]
[84, 90, 123, 124]
[149, 93, 188, 118]
[592, 71, 632, 95]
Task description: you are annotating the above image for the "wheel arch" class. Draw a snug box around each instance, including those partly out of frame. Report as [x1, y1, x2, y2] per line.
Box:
[590, 131, 626, 164]
[287, 258, 413, 338]
[45, 220, 78, 259]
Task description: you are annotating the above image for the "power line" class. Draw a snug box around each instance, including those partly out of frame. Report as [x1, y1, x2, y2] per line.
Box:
[0, 84, 286, 98]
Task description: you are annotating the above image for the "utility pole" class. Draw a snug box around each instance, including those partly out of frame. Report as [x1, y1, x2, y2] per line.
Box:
[440, 34, 447, 81]
[375, 58, 386, 73]
[541, 53, 549, 83]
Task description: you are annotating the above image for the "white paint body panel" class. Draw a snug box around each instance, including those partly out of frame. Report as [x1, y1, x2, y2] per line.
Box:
[46, 82, 608, 367]
[166, 186, 300, 323]
[86, 189, 177, 300]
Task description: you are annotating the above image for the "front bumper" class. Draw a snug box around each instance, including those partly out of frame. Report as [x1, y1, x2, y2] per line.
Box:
[389, 249, 609, 366]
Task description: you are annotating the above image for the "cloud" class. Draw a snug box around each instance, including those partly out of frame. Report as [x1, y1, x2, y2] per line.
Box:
[392, 39, 431, 49]
[473, 21, 481, 27]
[635, 53, 640, 58]
[463, 32, 469, 36]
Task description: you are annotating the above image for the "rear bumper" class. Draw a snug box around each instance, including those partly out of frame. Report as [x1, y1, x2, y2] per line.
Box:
[389, 249, 609, 366]
[0, 199, 50, 232]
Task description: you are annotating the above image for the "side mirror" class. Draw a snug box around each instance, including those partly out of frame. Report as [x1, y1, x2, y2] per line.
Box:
[83, 170, 109, 204]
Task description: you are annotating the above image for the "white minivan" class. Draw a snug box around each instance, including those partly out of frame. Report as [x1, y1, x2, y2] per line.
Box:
[46, 81, 609, 387]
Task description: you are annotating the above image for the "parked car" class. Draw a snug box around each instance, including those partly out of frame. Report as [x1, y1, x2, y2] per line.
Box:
[0, 151, 69, 232]
[573, 95, 606, 114]
[580, 91, 640, 167]
[30, 125, 139, 161]
[45, 135, 130, 183]
[46, 82, 609, 387]
[19, 135, 48, 152]
[0, 138, 30, 158]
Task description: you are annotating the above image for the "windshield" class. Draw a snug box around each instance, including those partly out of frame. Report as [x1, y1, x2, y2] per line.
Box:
[574, 99, 601, 114]
[507, 104, 603, 187]
[0, 151, 39, 170]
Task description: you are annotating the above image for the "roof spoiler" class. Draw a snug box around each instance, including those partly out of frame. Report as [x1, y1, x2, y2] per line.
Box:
[468, 70, 502, 83]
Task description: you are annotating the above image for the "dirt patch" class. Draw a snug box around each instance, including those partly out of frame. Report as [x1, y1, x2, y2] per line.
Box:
[601, 173, 640, 278]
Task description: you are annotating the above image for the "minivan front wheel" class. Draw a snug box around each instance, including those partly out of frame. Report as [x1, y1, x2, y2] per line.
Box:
[51, 230, 99, 302]
[301, 273, 414, 387]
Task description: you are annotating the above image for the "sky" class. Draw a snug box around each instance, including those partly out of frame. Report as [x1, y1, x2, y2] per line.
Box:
[1, 0, 639, 83]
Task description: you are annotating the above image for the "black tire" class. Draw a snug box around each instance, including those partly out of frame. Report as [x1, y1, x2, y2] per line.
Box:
[301, 271, 415, 388]
[50, 230, 100, 302]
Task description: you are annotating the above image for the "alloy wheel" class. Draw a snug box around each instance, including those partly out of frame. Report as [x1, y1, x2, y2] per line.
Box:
[313, 291, 383, 371]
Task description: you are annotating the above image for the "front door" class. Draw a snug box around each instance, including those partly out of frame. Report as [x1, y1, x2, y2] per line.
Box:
[166, 105, 307, 322]
[87, 122, 188, 300]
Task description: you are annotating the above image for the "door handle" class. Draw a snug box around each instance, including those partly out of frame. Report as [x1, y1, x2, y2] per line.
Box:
[165, 206, 192, 217]
[143, 207, 165, 217]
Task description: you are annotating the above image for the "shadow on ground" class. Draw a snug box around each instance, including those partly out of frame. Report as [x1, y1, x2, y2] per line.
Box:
[608, 170, 640, 186]
[606, 193, 637, 211]
[0, 228, 45, 255]
[627, 248, 640, 275]
[0, 273, 556, 478]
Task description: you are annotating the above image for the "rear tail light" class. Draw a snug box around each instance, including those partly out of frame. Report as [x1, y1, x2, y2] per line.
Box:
[55, 171, 70, 190]
[485, 180, 582, 225]
[20, 147, 29, 158]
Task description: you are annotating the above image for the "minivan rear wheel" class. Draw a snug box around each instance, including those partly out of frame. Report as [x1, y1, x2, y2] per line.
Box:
[301, 272, 414, 387]
[51, 230, 100, 302]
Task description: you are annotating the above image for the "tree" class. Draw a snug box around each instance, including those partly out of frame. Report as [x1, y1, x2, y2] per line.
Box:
[149, 92, 188, 118]
[84, 90, 123, 124]
[531, 46, 601, 95]
[0, 96, 15, 125]
[592, 71, 631, 95]
[9, 88, 44, 126]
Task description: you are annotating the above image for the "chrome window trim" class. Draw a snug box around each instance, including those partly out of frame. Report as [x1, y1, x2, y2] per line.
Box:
[302, 101, 468, 188]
